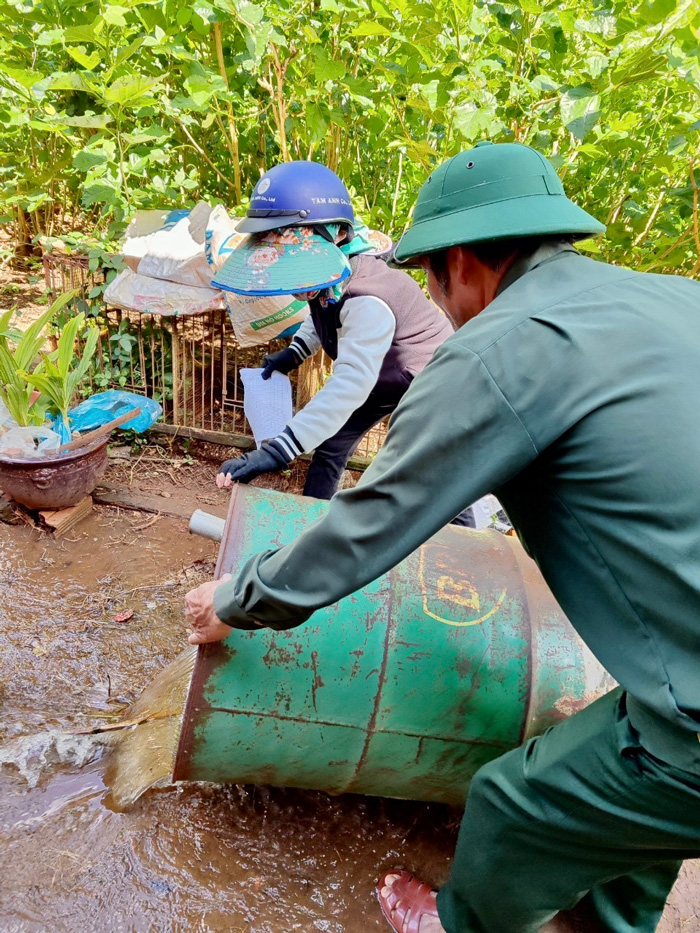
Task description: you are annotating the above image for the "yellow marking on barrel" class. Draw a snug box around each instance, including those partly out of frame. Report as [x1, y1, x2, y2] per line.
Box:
[419, 546, 507, 627]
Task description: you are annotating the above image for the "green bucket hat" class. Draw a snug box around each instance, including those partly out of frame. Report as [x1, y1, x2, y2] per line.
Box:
[394, 141, 605, 264]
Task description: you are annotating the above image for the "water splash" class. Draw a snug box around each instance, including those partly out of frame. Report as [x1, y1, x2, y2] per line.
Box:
[103, 645, 197, 810]
[0, 729, 106, 788]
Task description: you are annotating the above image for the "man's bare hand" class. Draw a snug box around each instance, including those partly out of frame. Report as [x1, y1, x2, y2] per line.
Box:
[185, 573, 235, 645]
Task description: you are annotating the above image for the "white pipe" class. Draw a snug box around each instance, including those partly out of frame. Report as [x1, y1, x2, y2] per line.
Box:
[189, 510, 226, 543]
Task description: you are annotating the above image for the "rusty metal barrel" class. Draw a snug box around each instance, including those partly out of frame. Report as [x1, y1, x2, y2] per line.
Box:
[174, 485, 612, 805]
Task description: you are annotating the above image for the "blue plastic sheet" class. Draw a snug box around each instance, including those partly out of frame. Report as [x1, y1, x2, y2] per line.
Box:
[65, 391, 162, 434]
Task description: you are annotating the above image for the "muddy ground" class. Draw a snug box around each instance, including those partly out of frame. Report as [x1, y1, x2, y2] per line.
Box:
[1, 436, 699, 932]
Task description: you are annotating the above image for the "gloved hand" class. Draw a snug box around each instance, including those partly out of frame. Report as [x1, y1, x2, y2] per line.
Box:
[261, 346, 300, 380]
[217, 442, 289, 488]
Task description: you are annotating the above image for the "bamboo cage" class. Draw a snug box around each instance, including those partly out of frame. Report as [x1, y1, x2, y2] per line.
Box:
[43, 253, 387, 463]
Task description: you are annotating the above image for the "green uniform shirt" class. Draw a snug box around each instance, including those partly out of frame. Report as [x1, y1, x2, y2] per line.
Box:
[215, 243, 700, 767]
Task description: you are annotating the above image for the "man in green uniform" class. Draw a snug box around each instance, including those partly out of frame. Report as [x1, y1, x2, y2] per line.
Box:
[185, 141, 700, 932]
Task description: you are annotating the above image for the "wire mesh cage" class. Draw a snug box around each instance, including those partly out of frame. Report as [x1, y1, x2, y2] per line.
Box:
[43, 252, 387, 462]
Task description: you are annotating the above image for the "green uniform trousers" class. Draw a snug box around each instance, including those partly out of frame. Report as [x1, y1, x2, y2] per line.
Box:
[436, 688, 700, 932]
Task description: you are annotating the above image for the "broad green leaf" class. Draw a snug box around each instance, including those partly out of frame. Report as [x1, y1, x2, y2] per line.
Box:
[231, 0, 265, 23]
[560, 86, 600, 140]
[421, 78, 450, 111]
[304, 101, 329, 143]
[454, 104, 501, 141]
[530, 73, 560, 92]
[109, 36, 145, 75]
[301, 24, 321, 43]
[42, 72, 93, 93]
[639, 0, 677, 24]
[64, 19, 106, 48]
[611, 47, 667, 87]
[59, 112, 114, 129]
[170, 93, 202, 112]
[81, 182, 119, 206]
[351, 23, 393, 36]
[121, 125, 171, 145]
[668, 134, 687, 155]
[183, 72, 226, 106]
[0, 64, 42, 91]
[577, 143, 607, 157]
[73, 148, 110, 171]
[584, 53, 609, 79]
[104, 74, 162, 105]
[35, 28, 64, 46]
[66, 46, 102, 70]
[314, 49, 346, 82]
[102, 5, 129, 27]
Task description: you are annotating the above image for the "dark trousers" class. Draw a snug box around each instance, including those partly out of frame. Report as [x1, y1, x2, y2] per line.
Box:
[303, 390, 475, 527]
[436, 688, 700, 932]
[303, 389, 399, 500]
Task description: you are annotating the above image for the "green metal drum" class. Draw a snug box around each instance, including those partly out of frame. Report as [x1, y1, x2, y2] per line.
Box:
[174, 485, 612, 805]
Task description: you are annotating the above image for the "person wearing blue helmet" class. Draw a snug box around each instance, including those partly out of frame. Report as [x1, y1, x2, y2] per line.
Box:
[212, 161, 468, 512]
[235, 160, 356, 234]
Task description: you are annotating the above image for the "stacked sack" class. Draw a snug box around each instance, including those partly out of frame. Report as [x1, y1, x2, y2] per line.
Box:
[104, 203, 309, 346]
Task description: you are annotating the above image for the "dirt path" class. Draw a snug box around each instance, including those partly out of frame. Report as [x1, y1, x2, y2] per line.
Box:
[0, 442, 698, 931]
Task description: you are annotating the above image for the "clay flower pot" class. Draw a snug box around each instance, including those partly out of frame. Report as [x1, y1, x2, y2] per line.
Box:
[0, 435, 109, 510]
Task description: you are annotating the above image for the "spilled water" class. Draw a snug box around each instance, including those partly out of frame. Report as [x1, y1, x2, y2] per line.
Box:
[0, 514, 458, 932]
[104, 646, 197, 810]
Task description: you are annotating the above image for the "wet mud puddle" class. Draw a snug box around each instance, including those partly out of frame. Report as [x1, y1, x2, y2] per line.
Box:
[4, 510, 696, 933]
[0, 515, 456, 932]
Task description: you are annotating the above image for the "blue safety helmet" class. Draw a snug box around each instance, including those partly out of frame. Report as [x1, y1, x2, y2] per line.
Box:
[237, 161, 355, 234]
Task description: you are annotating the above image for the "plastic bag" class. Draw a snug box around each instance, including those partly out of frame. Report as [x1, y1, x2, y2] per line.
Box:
[0, 398, 17, 435]
[0, 426, 62, 459]
[66, 391, 162, 434]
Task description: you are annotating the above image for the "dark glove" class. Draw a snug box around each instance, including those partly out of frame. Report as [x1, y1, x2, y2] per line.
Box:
[261, 347, 300, 380]
[217, 442, 289, 486]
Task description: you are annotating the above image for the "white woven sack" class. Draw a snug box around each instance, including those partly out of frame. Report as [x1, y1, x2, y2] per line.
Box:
[223, 292, 309, 347]
[104, 268, 225, 316]
[122, 202, 214, 288]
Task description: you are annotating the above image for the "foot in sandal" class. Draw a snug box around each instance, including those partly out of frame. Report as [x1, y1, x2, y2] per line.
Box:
[377, 870, 446, 933]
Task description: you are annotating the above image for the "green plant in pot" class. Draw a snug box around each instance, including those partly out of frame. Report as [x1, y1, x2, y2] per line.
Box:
[22, 312, 99, 440]
[0, 291, 108, 510]
[0, 290, 81, 429]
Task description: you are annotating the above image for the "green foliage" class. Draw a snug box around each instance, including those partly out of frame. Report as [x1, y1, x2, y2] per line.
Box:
[0, 0, 699, 272]
[43, 233, 125, 321]
[23, 312, 99, 429]
[0, 290, 78, 425]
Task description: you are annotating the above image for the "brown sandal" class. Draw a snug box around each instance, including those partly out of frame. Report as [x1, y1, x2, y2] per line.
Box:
[376, 869, 441, 933]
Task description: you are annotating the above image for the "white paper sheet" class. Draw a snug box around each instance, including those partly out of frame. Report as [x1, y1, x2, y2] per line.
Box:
[240, 368, 293, 448]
